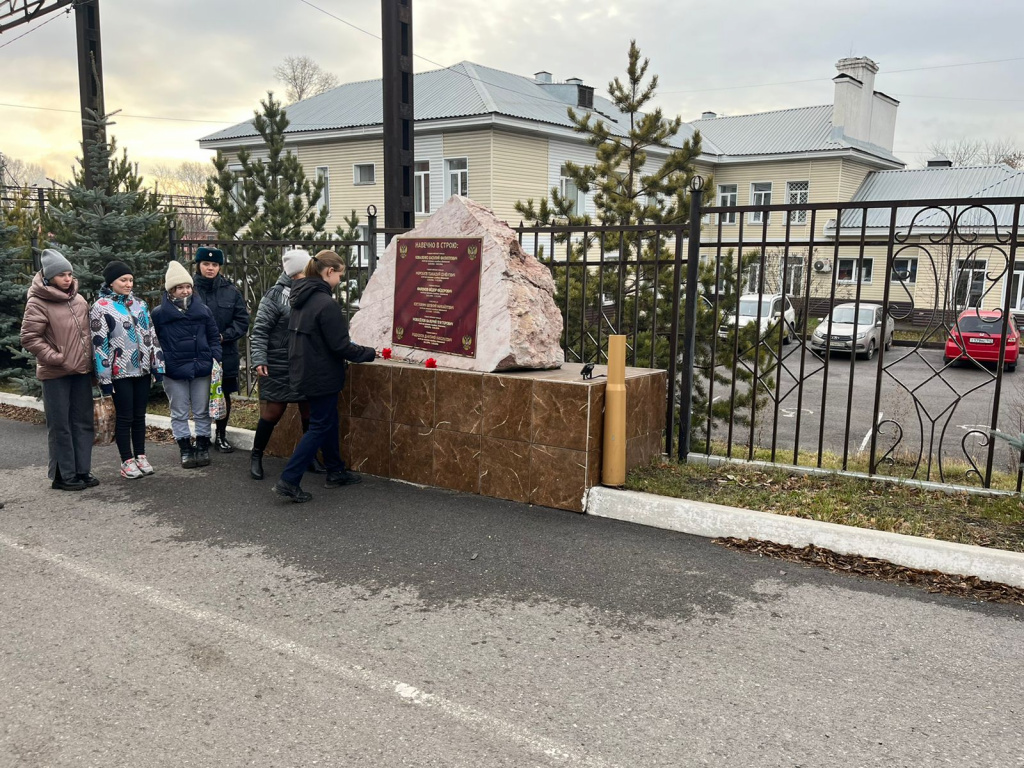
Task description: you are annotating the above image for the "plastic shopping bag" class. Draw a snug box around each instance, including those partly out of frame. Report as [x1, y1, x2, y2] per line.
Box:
[209, 360, 227, 421]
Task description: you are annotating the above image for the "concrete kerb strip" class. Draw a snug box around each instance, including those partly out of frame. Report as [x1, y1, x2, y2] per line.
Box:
[6, 391, 1024, 588]
[0, 392, 255, 450]
[586, 486, 1024, 590]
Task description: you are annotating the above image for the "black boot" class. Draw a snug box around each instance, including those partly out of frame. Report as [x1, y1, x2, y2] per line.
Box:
[273, 479, 313, 503]
[214, 430, 234, 453]
[52, 468, 86, 491]
[250, 449, 265, 480]
[177, 437, 198, 469]
[195, 435, 211, 467]
[308, 454, 328, 474]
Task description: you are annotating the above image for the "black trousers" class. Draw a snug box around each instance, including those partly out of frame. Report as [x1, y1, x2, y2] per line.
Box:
[40, 373, 94, 480]
[111, 375, 150, 461]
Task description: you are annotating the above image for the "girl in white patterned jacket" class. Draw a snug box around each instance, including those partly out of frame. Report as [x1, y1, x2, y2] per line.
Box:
[90, 260, 166, 479]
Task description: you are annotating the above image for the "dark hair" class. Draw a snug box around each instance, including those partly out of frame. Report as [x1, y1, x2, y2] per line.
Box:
[304, 250, 346, 279]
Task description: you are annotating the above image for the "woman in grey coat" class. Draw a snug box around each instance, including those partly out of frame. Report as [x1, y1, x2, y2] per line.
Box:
[247, 249, 325, 480]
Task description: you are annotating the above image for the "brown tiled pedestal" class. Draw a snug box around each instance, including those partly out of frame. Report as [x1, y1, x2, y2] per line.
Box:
[265, 362, 667, 513]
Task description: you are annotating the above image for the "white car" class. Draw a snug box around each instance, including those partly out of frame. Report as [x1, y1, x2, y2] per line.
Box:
[810, 302, 894, 360]
[718, 293, 798, 344]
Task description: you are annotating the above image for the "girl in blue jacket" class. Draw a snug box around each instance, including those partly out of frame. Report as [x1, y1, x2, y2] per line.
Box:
[152, 261, 222, 469]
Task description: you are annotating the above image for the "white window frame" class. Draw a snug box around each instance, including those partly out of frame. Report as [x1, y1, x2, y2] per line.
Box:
[228, 164, 244, 211]
[891, 256, 918, 283]
[353, 163, 376, 186]
[750, 182, 772, 225]
[354, 224, 371, 268]
[717, 184, 737, 225]
[315, 166, 330, 215]
[559, 164, 586, 214]
[445, 157, 469, 198]
[786, 180, 809, 224]
[954, 258, 988, 309]
[414, 161, 430, 215]
[837, 257, 874, 284]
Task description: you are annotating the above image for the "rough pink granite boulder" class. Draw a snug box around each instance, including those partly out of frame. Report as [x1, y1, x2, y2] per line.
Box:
[350, 196, 564, 371]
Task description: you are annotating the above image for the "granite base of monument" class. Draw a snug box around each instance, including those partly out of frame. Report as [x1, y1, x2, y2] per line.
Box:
[264, 362, 668, 513]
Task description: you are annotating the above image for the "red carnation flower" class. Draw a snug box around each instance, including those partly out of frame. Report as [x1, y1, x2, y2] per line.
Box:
[424, 358, 437, 369]
[381, 348, 392, 360]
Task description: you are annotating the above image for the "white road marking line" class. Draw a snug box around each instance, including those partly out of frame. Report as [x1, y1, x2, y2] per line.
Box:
[859, 412, 883, 453]
[0, 532, 617, 768]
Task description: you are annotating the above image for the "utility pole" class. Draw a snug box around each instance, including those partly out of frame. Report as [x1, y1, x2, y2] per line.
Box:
[75, 0, 105, 189]
[381, 0, 414, 240]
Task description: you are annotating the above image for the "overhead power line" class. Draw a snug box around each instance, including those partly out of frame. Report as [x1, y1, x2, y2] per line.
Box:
[0, 3, 72, 50]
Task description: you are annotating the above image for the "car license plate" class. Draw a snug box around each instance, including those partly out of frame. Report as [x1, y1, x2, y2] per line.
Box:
[970, 338, 994, 345]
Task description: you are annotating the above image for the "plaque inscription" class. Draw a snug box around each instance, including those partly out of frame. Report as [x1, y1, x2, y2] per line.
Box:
[392, 237, 482, 357]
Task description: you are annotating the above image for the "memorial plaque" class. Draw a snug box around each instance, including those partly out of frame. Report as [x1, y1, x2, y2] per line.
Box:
[392, 237, 482, 357]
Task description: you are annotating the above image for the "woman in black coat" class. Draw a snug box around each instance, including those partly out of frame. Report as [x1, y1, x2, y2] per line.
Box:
[273, 250, 376, 503]
[193, 246, 249, 453]
[248, 248, 326, 480]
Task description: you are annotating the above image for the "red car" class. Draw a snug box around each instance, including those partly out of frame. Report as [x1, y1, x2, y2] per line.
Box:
[944, 310, 1020, 372]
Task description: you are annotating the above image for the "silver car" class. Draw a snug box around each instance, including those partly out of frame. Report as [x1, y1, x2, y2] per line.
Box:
[810, 303, 895, 360]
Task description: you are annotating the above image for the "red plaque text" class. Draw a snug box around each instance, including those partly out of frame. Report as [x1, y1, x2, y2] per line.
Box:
[392, 237, 482, 357]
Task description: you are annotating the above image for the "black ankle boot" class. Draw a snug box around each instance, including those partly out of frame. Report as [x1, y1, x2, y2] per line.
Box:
[250, 449, 265, 480]
[195, 435, 211, 467]
[308, 455, 328, 474]
[177, 437, 198, 469]
[214, 432, 234, 453]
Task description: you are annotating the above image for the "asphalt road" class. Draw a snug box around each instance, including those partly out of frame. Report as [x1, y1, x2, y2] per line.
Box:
[710, 340, 1024, 476]
[1, 417, 1022, 767]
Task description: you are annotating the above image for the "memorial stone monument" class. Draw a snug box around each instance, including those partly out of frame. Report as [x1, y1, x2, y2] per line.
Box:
[350, 195, 563, 371]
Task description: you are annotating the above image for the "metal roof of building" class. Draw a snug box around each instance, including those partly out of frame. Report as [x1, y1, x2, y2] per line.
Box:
[200, 61, 706, 149]
[837, 165, 1024, 230]
[690, 105, 900, 163]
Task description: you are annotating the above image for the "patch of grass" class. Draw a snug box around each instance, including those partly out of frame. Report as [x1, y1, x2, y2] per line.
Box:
[627, 459, 1024, 552]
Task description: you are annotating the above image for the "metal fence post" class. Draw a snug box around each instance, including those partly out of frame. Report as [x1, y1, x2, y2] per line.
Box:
[676, 177, 704, 462]
[168, 218, 177, 263]
[30, 235, 40, 272]
[366, 204, 378, 274]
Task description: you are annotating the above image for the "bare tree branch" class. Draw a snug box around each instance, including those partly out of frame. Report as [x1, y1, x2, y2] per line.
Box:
[273, 56, 339, 104]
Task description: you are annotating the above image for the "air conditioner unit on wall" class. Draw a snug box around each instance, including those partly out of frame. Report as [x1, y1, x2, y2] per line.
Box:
[813, 258, 832, 274]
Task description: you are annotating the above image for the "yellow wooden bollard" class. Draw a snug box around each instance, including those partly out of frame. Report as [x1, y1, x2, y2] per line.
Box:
[602, 335, 627, 486]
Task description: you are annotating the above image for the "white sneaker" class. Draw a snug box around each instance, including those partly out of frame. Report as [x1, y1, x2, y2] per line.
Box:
[135, 455, 155, 475]
[121, 458, 144, 480]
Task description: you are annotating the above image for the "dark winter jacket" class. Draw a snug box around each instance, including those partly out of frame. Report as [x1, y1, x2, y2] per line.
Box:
[151, 293, 222, 381]
[288, 277, 375, 398]
[193, 273, 249, 379]
[250, 272, 303, 402]
[20, 272, 92, 380]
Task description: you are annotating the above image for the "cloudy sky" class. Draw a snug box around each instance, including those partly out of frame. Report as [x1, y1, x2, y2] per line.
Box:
[2, 0, 1023, 183]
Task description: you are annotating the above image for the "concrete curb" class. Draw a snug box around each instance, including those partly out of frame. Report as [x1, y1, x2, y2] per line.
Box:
[586, 487, 1024, 589]
[0, 393, 255, 450]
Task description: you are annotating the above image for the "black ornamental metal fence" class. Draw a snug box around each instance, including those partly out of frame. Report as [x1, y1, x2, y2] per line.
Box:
[20, 186, 1019, 493]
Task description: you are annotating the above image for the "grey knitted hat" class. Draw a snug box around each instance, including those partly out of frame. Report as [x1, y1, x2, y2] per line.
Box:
[40, 249, 73, 280]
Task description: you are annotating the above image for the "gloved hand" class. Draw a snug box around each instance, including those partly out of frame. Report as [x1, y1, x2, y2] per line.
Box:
[154, 372, 164, 383]
[359, 346, 376, 363]
[101, 383, 114, 396]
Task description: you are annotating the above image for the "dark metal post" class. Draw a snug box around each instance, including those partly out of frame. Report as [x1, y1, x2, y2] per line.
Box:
[31, 235, 41, 272]
[677, 177, 704, 461]
[381, 0, 414, 241]
[75, 0, 105, 189]
[168, 218, 178, 263]
[366, 205, 378, 274]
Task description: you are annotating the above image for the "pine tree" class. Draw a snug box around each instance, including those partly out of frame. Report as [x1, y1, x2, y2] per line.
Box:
[205, 92, 327, 240]
[515, 41, 773, 450]
[44, 111, 170, 304]
[0, 205, 33, 382]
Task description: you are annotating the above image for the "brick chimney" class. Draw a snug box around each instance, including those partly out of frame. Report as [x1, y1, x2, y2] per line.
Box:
[832, 57, 899, 152]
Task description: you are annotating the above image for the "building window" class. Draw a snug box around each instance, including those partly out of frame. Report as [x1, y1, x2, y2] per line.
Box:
[891, 256, 918, 283]
[316, 166, 330, 214]
[229, 164, 244, 211]
[750, 182, 772, 224]
[354, 224, 371, 268]
[717, 184, 737, 224]
[353, 163, 375, 185]
[445, 158, 469, 198]
[838, 257, 873, 284]
[414, 161, 430, 214]
[560, 164, 585, 214]
[955, 258, 987, 308]
[787, 181, 809, 224]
